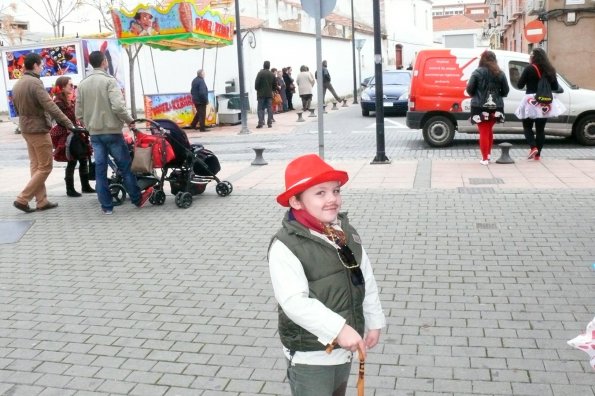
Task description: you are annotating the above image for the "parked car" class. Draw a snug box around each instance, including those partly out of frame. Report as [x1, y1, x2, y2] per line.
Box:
[360, 70, 411, 116]
[406, 48, 595, 147]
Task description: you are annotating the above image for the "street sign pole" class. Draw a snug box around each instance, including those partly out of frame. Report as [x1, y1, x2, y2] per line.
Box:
[301, 0, 337, 160]
[315, 3, 324, 159]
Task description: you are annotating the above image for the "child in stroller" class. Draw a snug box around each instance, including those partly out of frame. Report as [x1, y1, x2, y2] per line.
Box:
[108, 118, 232, 208]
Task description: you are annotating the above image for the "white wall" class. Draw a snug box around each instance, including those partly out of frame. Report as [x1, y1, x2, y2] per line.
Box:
[384, 0, 434, 67]
[128, 28, 376, 113]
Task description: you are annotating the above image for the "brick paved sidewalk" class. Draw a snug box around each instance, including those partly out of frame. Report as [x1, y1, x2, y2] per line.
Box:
[1, 112, 594, 396]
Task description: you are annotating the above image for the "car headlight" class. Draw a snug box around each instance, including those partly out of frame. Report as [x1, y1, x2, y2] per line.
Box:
[361, 92, 371, 101]
[398, 92, 409, 100]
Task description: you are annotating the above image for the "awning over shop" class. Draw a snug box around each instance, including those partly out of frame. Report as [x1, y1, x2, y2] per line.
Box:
[110, 0, 234, 50]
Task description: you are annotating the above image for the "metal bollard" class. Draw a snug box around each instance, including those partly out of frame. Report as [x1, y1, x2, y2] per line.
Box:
[342, 98, 348, 107]
[332, 102, 338, 110]
[296, 112, 305, 122]
[251, 147, 268, 166]
[308, 109, 316, 117]
[496, 142, 514, 164]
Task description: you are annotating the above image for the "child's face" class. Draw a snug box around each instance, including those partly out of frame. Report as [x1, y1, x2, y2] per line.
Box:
[290, 181, 342, 224]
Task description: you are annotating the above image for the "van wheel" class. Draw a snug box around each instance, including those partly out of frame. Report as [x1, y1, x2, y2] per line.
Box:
[362, 108, 370, 117]
[422, 116, 455, 147]
[575, 115, 595, 146]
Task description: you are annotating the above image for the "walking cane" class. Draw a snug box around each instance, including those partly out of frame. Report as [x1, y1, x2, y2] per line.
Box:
[325, 342, 365, 395]
[357, 345, 365, 396]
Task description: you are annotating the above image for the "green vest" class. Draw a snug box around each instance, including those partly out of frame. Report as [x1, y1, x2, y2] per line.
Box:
[270, 212, 366, 352]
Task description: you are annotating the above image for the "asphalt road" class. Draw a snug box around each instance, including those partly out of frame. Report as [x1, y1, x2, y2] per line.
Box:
[1, 106, 593, 168]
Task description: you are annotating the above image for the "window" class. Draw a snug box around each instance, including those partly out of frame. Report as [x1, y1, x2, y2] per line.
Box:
[508, 61, 527, 90]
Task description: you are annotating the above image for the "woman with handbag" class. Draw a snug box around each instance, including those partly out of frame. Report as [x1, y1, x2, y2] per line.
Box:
[466, 50, 509, 165]
[50, 76, 94, 197]
[515, 47, 565, 160]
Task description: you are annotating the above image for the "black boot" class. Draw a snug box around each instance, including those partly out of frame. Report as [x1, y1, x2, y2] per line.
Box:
[80, 174, 95, 193]
[65, 177, 82, 197]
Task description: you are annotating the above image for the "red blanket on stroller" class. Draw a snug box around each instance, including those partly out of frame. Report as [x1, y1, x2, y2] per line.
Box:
[134, 131, 176, 168]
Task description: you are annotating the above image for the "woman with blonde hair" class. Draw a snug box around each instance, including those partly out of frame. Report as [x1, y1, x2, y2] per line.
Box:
[50, 76, 94, 196]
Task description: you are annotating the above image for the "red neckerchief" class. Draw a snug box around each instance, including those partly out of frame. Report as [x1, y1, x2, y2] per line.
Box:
[290, 209, 346, 245]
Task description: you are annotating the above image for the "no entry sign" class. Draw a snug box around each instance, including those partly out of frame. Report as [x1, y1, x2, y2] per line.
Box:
[524, 19, 547, 43]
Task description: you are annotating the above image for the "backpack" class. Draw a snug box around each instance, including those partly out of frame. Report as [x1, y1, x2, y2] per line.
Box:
[478, 71, 500, 111]
[532, 64, 553, 104]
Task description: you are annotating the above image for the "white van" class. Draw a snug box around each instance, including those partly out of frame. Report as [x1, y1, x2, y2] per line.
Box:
[406, 48, 595, 147]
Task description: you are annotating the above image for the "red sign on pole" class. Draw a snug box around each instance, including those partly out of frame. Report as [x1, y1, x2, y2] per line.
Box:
[524, 20, 547, 43]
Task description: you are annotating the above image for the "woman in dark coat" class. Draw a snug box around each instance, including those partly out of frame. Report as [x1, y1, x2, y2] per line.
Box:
[50, 76, 94, 196]
[515, 47, 565, 160]
[466, 50, 509, 165]
[283, 66, 295, 110]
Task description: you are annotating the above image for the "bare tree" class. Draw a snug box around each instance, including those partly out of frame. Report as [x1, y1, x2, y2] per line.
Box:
[83, 0, 144, 117]
[0, 2, 24, 45]
[23, 0, 83, 38]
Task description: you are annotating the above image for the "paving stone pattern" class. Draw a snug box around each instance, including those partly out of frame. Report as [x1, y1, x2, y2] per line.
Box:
[1, 187, 594, 395]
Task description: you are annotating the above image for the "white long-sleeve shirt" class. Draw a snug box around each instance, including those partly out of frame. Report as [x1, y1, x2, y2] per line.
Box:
[268, 229, 386, 365]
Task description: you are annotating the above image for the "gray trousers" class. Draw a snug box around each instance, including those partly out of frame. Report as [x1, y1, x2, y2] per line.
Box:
[323, 82, 342, 102]
[287, 360, 351, 396]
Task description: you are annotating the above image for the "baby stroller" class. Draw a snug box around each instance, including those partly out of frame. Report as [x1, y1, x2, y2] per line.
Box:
[128, 118, 233, 208]
[106, 131, 160, 206]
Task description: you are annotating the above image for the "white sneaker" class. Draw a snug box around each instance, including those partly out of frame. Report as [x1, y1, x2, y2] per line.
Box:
[480, 159, 489, 166]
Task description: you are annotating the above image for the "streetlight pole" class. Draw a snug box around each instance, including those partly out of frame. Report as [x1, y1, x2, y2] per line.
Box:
[371, 0, 389, 164]
[350, 0, 358, 104]
[234, 0, 250, 135]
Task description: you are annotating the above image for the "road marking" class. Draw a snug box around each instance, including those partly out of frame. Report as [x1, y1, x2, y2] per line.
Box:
[306, 130, 333, 134]
[366, 119, 407, 129]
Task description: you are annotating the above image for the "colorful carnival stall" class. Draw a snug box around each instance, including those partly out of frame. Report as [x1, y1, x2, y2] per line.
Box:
[111, 1, 234, 127]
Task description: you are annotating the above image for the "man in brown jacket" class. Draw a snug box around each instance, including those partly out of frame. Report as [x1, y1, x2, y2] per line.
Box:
[12, 52, 75, 213]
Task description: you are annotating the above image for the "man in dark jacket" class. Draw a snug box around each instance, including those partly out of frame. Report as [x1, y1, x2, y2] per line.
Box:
[189, 69, 208, 132]
[12, 53, 75, 213]
[254, 60, 276, 128]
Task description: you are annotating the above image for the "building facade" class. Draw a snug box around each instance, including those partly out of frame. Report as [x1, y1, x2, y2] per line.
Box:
[487, 0, 595, 89]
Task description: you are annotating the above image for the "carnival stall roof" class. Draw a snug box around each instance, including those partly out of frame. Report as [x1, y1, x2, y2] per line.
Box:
[110, 0, 234, 51]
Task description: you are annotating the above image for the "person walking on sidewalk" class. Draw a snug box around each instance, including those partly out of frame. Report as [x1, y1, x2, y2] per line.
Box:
[50, 76, 95, 197]
[466, 50, 509, 165]
[283, 66, 295, 110]
[254, 60, 276, 128]
[515, 48, 564, 161]
[296, 65, 315, 112]
[12, 52, 76, 213]
[268, 154, 385, 396]
[188, 69, 208, 132]
[75, 51, 153, 215]
[317, 60, 343, 103]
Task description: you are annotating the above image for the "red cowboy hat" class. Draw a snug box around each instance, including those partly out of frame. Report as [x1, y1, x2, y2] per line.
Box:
[276, 154, 349, 207]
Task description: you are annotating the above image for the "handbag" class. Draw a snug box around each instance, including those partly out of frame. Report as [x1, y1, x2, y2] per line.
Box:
[273, 92, 282, 106]
[65, 131, 90, 161]
[131, 145, 153, 173]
